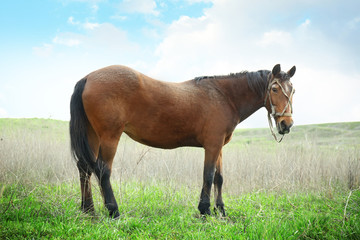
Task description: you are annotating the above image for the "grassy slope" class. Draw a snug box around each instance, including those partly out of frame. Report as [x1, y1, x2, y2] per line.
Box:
[1, 118, 359, 146]
[231, 121, 360, 148]
[1, 118, 360, 239]
[0, 118, 69, 141]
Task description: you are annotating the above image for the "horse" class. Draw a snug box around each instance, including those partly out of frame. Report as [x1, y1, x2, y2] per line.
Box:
[70, 63, 296, 218]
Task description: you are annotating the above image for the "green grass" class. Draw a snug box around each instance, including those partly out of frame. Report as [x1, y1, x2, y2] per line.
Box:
[1, 181, 359, 239]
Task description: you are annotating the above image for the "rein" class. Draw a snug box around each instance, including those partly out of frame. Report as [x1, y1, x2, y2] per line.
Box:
[264, 74, 295, 143]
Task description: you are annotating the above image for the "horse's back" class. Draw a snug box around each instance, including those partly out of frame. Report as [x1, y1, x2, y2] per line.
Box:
[85, 65, 142, 95]
[83, 65, 198, 107]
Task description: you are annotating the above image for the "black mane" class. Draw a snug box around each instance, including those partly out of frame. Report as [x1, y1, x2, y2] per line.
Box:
[193, 70, 270, 98]
[245, 70, 270, 99]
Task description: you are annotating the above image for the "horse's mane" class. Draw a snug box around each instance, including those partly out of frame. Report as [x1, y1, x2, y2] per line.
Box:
[194, 70, 270, 98]
[245, 70, 270, 99]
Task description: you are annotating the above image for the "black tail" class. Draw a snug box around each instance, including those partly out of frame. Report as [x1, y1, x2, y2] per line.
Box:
[70, 78, 95, 171]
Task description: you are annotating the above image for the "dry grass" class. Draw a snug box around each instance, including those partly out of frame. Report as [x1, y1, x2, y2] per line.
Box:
[0, 128, 76, 185]
[1, 119, 359, 196]
[225, 143, 360, 194]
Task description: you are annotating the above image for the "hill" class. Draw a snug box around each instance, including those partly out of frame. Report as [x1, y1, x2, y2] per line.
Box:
[1, 118, 359, 148]
[232, 121, 360, 149]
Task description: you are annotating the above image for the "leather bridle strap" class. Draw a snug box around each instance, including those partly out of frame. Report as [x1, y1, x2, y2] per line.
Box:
[267, 111, 284, 143]
[264, 76, 295, 143]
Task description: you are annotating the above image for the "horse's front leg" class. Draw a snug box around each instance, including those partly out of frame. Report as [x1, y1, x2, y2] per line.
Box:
[214, 149, 226, 216]
[198, 146, 222, 215]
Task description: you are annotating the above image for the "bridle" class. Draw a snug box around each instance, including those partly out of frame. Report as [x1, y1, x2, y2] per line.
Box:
[264, 73, 295, 142]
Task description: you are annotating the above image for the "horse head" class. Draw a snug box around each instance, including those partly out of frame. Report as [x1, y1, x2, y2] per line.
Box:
[265, 64, 296, 136]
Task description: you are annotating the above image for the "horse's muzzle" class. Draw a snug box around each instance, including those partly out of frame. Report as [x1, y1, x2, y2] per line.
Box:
[278, 120, 293, 135]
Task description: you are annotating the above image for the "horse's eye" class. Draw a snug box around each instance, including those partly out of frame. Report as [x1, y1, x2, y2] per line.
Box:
[272, 87, 278, 93]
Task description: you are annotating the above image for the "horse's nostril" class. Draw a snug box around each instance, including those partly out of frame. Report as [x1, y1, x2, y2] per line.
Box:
[279, 120, 292, 134]
[281, 120, 293, 130]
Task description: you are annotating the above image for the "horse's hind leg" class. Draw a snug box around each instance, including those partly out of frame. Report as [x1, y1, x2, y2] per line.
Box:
[77, 160, 94, 213]
[94, 134, 121, 219]
[213, 150, 226, 216]
[77, 126, 99, 214]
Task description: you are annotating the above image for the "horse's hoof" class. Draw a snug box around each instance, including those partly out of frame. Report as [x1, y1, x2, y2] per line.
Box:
[202, 208, 211, 216]
[215, 205, 226, 217]
[110, 209, 120, 219]
[198, 202, 211, 216]
[81, 205, 95, 214]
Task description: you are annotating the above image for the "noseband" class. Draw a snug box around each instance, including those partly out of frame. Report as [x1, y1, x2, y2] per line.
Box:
[264, 74, 295, 142]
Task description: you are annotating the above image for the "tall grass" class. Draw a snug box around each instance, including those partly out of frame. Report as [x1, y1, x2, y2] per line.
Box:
[0, 118, 359, 193]
[225, 143, 360, 194]
[0, 120, 76, 185]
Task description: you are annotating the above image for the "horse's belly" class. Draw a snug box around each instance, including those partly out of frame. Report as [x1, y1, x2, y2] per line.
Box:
[124, 129, 202, 149]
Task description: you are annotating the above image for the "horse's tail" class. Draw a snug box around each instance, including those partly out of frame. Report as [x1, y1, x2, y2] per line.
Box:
[69, 77, 95, 171]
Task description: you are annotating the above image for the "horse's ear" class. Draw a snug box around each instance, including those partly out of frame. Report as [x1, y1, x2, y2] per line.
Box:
[272, 64, 281, 76]
[287, 66, 296, 78]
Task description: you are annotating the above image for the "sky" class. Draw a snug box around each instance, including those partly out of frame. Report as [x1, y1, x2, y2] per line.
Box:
[0, 0, 359, 128]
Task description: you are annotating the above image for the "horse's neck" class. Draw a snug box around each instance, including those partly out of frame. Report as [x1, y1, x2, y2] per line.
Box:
[214, 76, 265, 123]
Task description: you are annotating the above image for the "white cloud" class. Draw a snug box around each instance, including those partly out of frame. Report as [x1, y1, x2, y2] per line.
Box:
[111, 15, 127, 21]
[348, 16, 360, 29]
[32, 44, 53, 57]
[186, 0, 213, 3]
[119, 0, 159, 16]
[351, 105, 360, 120]
[293, 67, 360, 124]
[257, 30, 293, 47]
[0, 108, 7, 117]
[53, 36, 82, 46]
[141, 27, 161, 40]
[151, 15, 221, 81]
[36, 21, 138, 61]
[83, 21, 100, 30]
[300, 19, 311, 28]
[60, 0, 105, 4]
[85, 23, 138, 51]
[0, 93, 8, 118]
[67, 16, 79, 25]
[67, 16, 100, 30]
[91, 4, 99, 13]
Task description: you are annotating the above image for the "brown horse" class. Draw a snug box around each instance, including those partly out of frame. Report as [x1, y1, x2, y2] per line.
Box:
[70, 64, 296, 218]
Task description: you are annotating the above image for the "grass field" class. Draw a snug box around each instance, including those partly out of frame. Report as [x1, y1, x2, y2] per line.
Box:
[1, 118, 360, 239]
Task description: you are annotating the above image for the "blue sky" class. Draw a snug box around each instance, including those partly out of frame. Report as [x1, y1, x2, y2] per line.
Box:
[0, 0, 359, 128]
